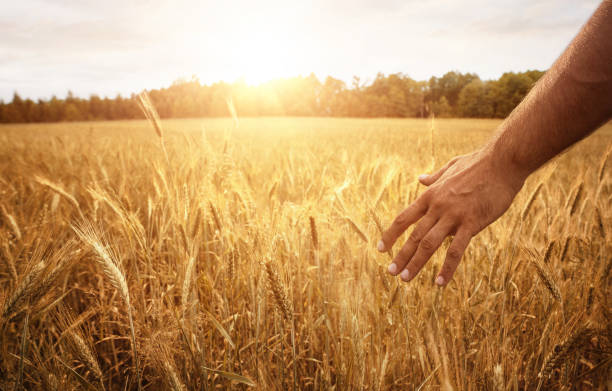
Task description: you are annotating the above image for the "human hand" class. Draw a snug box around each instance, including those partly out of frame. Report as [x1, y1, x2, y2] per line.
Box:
[377, 148, 526, 286]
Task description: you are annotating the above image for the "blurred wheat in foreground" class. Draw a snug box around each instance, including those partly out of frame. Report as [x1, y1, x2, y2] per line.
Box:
[0, 117, 610, 390]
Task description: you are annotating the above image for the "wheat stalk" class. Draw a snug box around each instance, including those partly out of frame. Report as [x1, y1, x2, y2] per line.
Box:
[568, 182, 584, 216]
[429, 111, 436, 170]
[559, 236, 571, 262]
[54, 306, 104, 386]
[521, 182, 543, 219]
[209, 201, 222, 233]
[1, 261, 45, 319]
[345, 216, 369, 243]
[368, 207, 384, 235]
[532, 259, 562, 302]
[309, 216, 319, 249]
[594, 207, 606, 238]
[597, 144, 611, 182]
[226, 97, 240, 128]
[524, 248, 561, 302]
[190, 206, 202, 239]
[138, 91, 169, 164]
[0, 205, 21, 241]
[73, 224, 130, 305]
[182, 256, 196, 319]
[164, 360, 187, 391]
[227, 250, 236, 282]
[538, 327, 595, 381]
[137, 91, 163, 138]
[72, 332, 102, 380]
[72, 222, 141, 391]
[543, 240, 556, 264]
[264, 260, 293, 322]
[493, 364, 504, 391]
[33, 175, 80, 211]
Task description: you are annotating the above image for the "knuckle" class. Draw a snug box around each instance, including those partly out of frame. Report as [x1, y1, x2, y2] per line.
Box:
[420, 237, 436, 251]
[392, 212, 409, 228]
[429, 198, 445, 212]
[447, 209, 463, 222]
[446, 247, 463, 262]
[419, 190, 432, 204]
[408, 230, 422, 244]
[440, 262, 454, 276]
[398, 246, 412, 260]
[461, 222, 478, 236]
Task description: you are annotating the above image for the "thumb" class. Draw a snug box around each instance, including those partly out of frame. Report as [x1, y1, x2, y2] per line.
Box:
[418, 156, 460, 186]
[418, 172, 439, 186]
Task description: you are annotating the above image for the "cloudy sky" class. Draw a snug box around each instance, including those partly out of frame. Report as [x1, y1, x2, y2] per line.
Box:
[0, 0, 602, 101]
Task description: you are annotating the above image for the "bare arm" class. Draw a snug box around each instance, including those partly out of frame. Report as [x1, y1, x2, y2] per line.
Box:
[490, 0, 612, 178]
[378, 0, 612, 286]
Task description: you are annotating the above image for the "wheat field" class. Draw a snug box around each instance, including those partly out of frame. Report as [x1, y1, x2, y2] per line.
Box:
[0, 117, 610, 390]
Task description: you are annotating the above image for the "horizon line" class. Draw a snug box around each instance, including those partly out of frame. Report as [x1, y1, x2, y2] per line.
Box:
[1, 67, 547, 103]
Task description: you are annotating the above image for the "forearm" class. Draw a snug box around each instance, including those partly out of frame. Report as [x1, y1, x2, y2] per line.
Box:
[487, 0, 612, 180]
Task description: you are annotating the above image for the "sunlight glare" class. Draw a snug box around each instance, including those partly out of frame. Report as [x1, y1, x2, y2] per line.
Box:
[192, 17, 302, 86]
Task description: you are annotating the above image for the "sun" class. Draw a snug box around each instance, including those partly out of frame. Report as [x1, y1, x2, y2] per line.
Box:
[236, 30, 297, 85]
[190, 17, 306, 86]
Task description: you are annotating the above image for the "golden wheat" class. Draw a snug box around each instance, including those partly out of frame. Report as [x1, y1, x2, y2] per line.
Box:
[264, 260, 293, 322]
[0, 118, 609, 390]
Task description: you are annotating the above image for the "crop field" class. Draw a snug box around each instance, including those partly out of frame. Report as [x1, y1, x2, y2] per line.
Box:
[0, 117, 610, 390]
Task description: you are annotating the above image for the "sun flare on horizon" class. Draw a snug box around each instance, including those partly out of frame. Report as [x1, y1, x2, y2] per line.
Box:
[189, 16, 313, 86]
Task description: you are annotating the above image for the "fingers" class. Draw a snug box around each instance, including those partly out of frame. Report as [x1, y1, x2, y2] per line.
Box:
[387, 214, 437, 276]
[378, 198, 427, 253]
[435, 228, 472, 286]
[418, 156, 459, 186]
[398, 219, 454, 282]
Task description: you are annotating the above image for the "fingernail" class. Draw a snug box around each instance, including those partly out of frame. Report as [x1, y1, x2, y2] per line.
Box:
[400, 269, 411, 281]
[377, 240, 385, 252]
[435, 276, 445, 286]
[418, 174, 428, 181]
[388, 263, 397, 275]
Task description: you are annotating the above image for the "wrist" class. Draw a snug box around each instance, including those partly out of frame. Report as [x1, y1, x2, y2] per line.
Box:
[478, 140, 530, 193]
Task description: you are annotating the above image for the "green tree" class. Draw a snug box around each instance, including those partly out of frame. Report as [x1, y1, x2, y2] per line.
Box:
[457, 79, 494, 117]
[63, 103, 82, 121]
[426, 71, 479, 114]
[319, 76, 346, 116]
[431, 96, 452, 117]
[489, 71, 541, 117]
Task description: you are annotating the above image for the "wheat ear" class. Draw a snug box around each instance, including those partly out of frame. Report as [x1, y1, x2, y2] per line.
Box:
[137, 91, 169, 164]
[72, 222, 141, 391]
[264, 260, 293, 322]
[181, 256, 196, 319]
[524, 248, 561, 302]
[538, 327, 595, 380]
[1, 261, 45, 319]
[568, 183, 584, 216]
[345, 216, 369, 243]
[309, 216, 319, 249]
[521, 182, 543, 219]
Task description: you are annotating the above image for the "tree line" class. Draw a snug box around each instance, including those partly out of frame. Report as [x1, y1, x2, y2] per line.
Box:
[0, 70, 544, 123]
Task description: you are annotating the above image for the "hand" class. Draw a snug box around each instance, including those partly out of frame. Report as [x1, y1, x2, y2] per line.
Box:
[377, 148, 525, 286]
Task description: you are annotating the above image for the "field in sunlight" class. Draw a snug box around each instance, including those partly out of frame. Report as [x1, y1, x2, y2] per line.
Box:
[0, 117, 610, 390]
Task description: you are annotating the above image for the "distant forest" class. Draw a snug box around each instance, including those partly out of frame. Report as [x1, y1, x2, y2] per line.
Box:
[0, 70, 544, 123]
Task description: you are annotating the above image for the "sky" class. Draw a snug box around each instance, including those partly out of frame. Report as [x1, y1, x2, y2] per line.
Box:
[0, 0, 602, 102]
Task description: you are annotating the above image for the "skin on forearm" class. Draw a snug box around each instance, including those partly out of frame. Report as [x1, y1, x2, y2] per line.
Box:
[379, 0, 612, 287]
[488, 0, 612, 180]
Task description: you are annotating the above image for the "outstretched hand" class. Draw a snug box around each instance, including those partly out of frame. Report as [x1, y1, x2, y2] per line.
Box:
[377, 148, 525, 286]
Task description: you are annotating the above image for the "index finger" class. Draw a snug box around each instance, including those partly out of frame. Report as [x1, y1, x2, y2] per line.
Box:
[378, 198, 427, 252]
